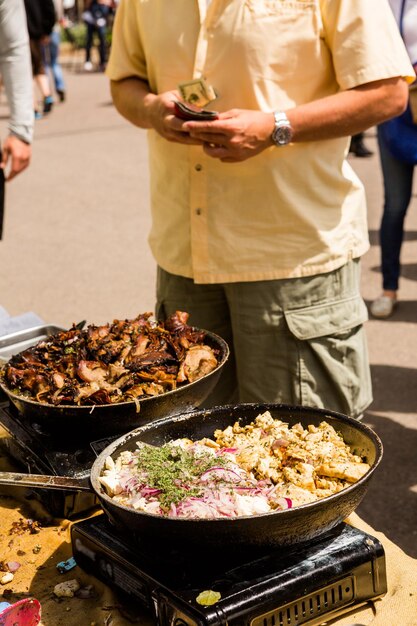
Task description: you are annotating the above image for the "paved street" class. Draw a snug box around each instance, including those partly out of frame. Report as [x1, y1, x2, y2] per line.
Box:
[0, 66, 416, 557]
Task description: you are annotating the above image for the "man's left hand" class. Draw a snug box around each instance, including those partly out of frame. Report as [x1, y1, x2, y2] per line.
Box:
[184, 109, 274, 162]
[0, 135, 32, 181]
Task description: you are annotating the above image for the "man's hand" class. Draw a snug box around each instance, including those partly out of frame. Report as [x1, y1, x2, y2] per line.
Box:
[184, 109, 274, 162]
[144, 91, 205, 146]
[1, 135, 31, 181]
[110, 78, 271, 153]
[110, 79, 204, 146]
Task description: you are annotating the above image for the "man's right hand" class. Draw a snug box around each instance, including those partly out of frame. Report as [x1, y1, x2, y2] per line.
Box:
[144, 90, 205, 145]
[110, 79, 204, 146]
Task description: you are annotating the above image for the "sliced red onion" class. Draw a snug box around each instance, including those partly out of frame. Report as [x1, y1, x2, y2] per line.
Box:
[200, 466, 243, 483]
[276, 497, 293, 510]
[271, 438, 289, 449]
[141, 487, 162, 496]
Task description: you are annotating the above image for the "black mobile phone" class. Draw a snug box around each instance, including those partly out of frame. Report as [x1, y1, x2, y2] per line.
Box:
[174, 100, 218, 121]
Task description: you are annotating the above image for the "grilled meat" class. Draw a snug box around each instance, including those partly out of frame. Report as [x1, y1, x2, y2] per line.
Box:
[2, 311, 219, 406]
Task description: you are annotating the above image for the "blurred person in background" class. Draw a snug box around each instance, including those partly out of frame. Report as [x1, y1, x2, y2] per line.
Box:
[42, 0, 66, 103]
[349, 132, 374, 158]
[0, 0, 34, 240]
[83, 0, 113, 72]
[371, 0, 417, 318]
[24, 0, 56, 119]
[107, 0, 414, 417]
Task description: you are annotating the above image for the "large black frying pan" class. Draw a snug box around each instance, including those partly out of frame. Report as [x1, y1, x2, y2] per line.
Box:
[0, 329, 229, 438]
[0, 403, 383, 552]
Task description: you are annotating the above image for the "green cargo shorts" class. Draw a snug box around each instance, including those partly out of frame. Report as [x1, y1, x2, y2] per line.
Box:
[156, 260, 372, 418]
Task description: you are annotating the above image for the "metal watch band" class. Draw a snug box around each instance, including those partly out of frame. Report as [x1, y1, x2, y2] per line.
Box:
[271, 110, 293, 146]
[273, 111, 289, 125]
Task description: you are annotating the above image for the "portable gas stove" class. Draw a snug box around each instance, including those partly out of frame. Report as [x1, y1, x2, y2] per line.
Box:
[0, 397, 118, 517]
[71, 514, 387, 626]
[0, 325, 388, 624]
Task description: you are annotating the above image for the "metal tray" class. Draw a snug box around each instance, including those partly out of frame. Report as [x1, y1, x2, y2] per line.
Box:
[0, 324, 64, 364]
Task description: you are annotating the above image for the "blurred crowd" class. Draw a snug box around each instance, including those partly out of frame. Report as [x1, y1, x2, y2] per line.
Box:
[0, 0, 119, 238]
[14, 0, 118, 121]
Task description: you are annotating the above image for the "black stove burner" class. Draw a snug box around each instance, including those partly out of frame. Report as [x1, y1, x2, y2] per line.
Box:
[0, 400, 119, 517]
[0, 400, 96, 475]
[71, 515, 388, 626]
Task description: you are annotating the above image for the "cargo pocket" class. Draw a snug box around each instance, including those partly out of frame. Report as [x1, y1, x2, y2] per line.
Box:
[284, 295, 372, 418]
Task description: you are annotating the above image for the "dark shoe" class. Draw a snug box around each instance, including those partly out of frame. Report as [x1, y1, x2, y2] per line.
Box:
[43, 95, 54, 114]
[349, 138, 373, 158]
[34, 110, 43, 120]
[57, 90, 66, 103]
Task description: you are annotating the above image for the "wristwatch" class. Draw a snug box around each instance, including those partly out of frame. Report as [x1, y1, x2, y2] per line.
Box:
[271, 111, 293, 146]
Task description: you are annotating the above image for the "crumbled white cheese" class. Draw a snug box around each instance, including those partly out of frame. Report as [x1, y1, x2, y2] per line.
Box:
[103, 455, 115, 471]
[235, 494, 271, 516]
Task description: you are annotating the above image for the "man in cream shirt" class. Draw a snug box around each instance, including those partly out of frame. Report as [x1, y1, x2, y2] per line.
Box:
[106, 0, 414, 417]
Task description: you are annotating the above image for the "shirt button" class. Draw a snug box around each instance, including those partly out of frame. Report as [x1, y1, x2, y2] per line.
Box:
[195, 164, 203, 171]
[195, 208, 202, 215]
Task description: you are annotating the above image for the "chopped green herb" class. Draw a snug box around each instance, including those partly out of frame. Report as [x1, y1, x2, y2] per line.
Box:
[136, 444, 227, 511]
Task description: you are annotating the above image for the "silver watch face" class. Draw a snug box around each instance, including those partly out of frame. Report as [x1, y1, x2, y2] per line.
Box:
[272, 124, 292, 146]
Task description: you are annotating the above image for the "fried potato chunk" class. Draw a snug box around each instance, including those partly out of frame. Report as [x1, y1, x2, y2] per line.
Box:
[317, 461, 370, 483]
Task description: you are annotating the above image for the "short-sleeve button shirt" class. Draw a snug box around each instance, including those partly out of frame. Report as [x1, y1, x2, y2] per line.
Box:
[107, 0, 414, 284]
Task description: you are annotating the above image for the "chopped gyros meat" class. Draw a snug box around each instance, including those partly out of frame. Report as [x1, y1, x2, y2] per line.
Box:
[1, 311, 220, 406]
[177, 345, 218, 383]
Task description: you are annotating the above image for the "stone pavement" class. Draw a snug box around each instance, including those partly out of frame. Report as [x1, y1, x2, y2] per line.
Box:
[0, 66, 416, 557]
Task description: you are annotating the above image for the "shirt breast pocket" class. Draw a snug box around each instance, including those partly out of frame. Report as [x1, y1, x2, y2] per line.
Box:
[239, 0, 323, 90]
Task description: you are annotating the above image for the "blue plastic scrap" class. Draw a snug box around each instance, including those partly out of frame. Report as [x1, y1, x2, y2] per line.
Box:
[56, 557, 77, 573]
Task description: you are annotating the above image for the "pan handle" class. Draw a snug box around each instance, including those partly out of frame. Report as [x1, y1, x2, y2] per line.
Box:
[0, 472, 91, 491]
